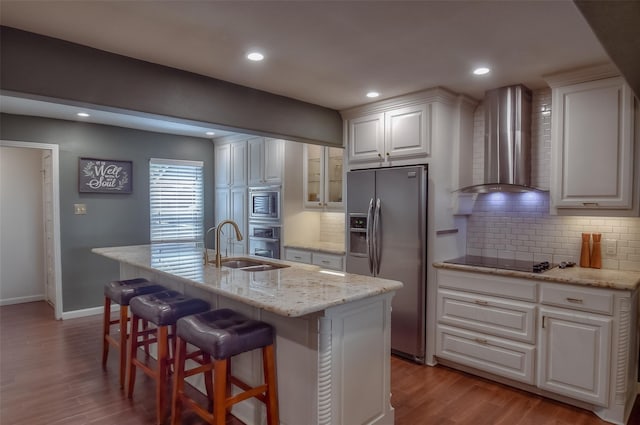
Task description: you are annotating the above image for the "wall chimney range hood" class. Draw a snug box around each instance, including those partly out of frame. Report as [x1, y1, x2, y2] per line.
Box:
[458, 84, 546, 193]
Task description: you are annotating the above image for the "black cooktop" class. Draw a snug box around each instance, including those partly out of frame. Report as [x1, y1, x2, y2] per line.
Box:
[444, 255, 555, 273]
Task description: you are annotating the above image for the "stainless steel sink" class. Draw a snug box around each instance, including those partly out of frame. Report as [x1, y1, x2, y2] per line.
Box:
[219, 258, 289, 271]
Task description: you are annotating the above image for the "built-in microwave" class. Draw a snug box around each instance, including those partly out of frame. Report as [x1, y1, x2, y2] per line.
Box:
[249, 186, 280, 221]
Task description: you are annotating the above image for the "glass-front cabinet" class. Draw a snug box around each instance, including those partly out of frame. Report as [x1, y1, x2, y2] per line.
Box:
[304, 144, 343, 210]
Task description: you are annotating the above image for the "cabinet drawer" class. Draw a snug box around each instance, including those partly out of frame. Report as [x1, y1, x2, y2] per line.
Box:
[437, 269, 537, 302]
[437, 289, 536, 344]
[285, 248, 312, 264]
[436, 325, 535, 385]
[540, 284, 613, 315]
[312, 253, 344, 271]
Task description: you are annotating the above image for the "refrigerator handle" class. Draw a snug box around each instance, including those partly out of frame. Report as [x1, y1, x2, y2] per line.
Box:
[373, 198, 382, 275]
[366, 198, 374, 274]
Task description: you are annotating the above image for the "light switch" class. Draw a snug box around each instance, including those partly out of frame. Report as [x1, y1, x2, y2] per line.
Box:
[605, 239, 616, 255]
[74, 203, 87, 215]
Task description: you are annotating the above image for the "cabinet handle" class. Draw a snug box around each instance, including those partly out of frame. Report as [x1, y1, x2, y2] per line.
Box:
[542, 316, 546, 328]
[386, 152, 390, 156]
[566, 297, 583, 304]
[474, 338, 488, 345]
[377, 153, 382, 158]
[321, 260, 330, 264]
[583, 202, 599, 207]
[294, 256, 302, 260]
[474, 300, 489, 306]
[318, 202, 323, 206]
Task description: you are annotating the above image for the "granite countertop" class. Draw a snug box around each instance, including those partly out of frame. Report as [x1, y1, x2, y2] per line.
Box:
[93, 244, 400, 317]
[284, 241, 346, 256]
[434, 261, 640, 291]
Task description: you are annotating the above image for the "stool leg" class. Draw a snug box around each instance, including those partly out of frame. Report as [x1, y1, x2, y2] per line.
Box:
[171, 337, 187, 425]
[213, 358, 228, 425]
[263, 344, 280, 425]
[156, 325, 169, 425]
[127, 315, 140, 399]
[202, 352, 214, 412]
[118, 305, 129, 389]
[102, 296, 111, 369]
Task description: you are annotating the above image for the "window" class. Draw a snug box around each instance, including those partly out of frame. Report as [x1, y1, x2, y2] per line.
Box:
[149, 158, 204, 243]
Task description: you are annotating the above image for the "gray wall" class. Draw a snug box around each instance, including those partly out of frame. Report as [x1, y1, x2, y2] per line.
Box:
[1, 26, 343, 147]
[0, 113, 215, 312]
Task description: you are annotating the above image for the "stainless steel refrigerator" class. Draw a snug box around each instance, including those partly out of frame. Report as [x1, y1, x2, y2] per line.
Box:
[346, 165, 427, 362]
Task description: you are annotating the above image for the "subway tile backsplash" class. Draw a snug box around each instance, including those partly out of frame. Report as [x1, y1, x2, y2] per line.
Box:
[319, 212, 345, 245]
[467, 192, 640, 271]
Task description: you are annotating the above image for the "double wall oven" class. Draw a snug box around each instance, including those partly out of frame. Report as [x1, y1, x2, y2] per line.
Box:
[248, 186, 281, 259]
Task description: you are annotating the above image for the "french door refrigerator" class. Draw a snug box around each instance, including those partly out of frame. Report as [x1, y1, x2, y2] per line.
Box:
[346, 165, 427, 362]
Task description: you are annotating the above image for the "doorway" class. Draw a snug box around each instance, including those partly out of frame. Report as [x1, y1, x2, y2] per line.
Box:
[0, 141, 62, 319]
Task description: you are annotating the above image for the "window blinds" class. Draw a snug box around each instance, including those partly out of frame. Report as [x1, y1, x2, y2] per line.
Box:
[149, 158, 204, 243]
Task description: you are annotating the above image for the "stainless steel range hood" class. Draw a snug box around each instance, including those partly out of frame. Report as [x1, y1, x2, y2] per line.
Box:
[458, 84, 546, 193]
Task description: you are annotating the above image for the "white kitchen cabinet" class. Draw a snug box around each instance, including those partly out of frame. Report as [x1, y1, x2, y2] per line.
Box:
[215, 140, 247, 188]
[285, 247, 344, 271]
[214, 187, 247, 256]
[435, 268, 639, 425]
[303, 144, 344, 210]
[547, 73, 637, 213]
[347, 104, 431, 165]
[248, 137, 284, 186]
[538, 306, 612, 406]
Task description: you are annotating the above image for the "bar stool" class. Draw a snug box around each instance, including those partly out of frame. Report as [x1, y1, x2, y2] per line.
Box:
[171, 308, 279, 425]
[128, 290, 210, 425]
[102, 277, 166, 388]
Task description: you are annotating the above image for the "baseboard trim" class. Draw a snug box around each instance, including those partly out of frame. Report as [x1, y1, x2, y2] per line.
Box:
[62, 304, 119, 320]
[0, 294, 45, 306]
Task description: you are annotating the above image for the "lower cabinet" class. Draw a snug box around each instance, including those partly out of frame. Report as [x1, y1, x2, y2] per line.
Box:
[435, 268, 638, 425]
[285, 247, 344, 271]
[538, 306, 612, 406]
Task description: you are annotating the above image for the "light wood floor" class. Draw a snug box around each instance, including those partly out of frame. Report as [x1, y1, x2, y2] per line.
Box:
[1, 301, 639, 425]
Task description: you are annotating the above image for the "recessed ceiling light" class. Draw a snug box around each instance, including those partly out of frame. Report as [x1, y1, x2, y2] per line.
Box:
[366, 91, 380, 98]
[77, 112, 90, 117]
[206, 131, 216, 136]
[247, 52, 264, 61]
[473, 67, 491, 76]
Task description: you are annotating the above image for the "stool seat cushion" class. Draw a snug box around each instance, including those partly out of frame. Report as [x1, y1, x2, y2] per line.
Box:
[104, 278, 166, 306]
[177, 309, 274, 360]
[130, 290, 210, 326]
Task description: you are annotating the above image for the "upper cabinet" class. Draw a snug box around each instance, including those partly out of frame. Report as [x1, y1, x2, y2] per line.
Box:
[545, 66, 639, 215]
[215, 140, 247, 188]
[304, 144, 344, 210]
[347, 103, 431, 166]
[248, 137, 284, 186]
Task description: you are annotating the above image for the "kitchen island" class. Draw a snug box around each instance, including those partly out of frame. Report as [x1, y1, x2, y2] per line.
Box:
[93, 243, 402, 425]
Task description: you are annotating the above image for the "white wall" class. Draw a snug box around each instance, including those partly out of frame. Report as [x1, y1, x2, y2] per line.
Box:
[0, 146, 46, 304]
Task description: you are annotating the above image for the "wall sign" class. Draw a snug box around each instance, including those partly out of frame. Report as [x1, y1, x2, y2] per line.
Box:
[79, 158, 132, 194]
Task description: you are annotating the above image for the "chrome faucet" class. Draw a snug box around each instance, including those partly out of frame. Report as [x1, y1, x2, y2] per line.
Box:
[214, 220, 243, 267]
[203, 226, 218, 265]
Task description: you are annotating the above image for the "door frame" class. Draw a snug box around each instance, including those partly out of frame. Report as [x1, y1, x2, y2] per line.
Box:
[1, 140, 63, 319]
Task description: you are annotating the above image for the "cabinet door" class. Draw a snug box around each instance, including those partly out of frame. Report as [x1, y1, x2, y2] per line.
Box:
[229, 187, 247, 255]
[538, 307, 611, 406]
[214, 188, 230, 253]
[230, 141, 247, 187]
[325, 147, 344, 209]
[348, 113, 384, 163]
[215, 143, 231, 187]
[304, 144, 324, 208]
[264, 138, 283, 184]
[551, 77, 634, 209]
[385, 104, 431, 159]
[248, 137, 265, 186]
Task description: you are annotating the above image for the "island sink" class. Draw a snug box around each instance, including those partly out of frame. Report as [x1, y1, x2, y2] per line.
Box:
[218, 257, 289, 271]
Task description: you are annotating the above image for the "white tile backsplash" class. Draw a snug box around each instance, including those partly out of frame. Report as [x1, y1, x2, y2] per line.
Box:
[319, 212, 345, 245]
[467, 192, 640, 271]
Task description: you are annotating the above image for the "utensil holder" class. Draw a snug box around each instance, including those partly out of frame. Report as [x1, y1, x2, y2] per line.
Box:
[580, 233, 591, 268]
[591, 233, 602, 269]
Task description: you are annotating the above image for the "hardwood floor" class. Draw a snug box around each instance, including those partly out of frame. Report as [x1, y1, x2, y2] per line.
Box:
[1, 301, 639, 425]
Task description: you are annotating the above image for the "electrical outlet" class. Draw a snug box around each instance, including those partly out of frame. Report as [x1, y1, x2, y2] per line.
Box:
[605, 239, 617, 255]
[74, 203, 87, 215]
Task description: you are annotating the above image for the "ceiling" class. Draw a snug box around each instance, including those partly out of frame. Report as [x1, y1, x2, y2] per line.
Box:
[0, 0, 619, 138]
